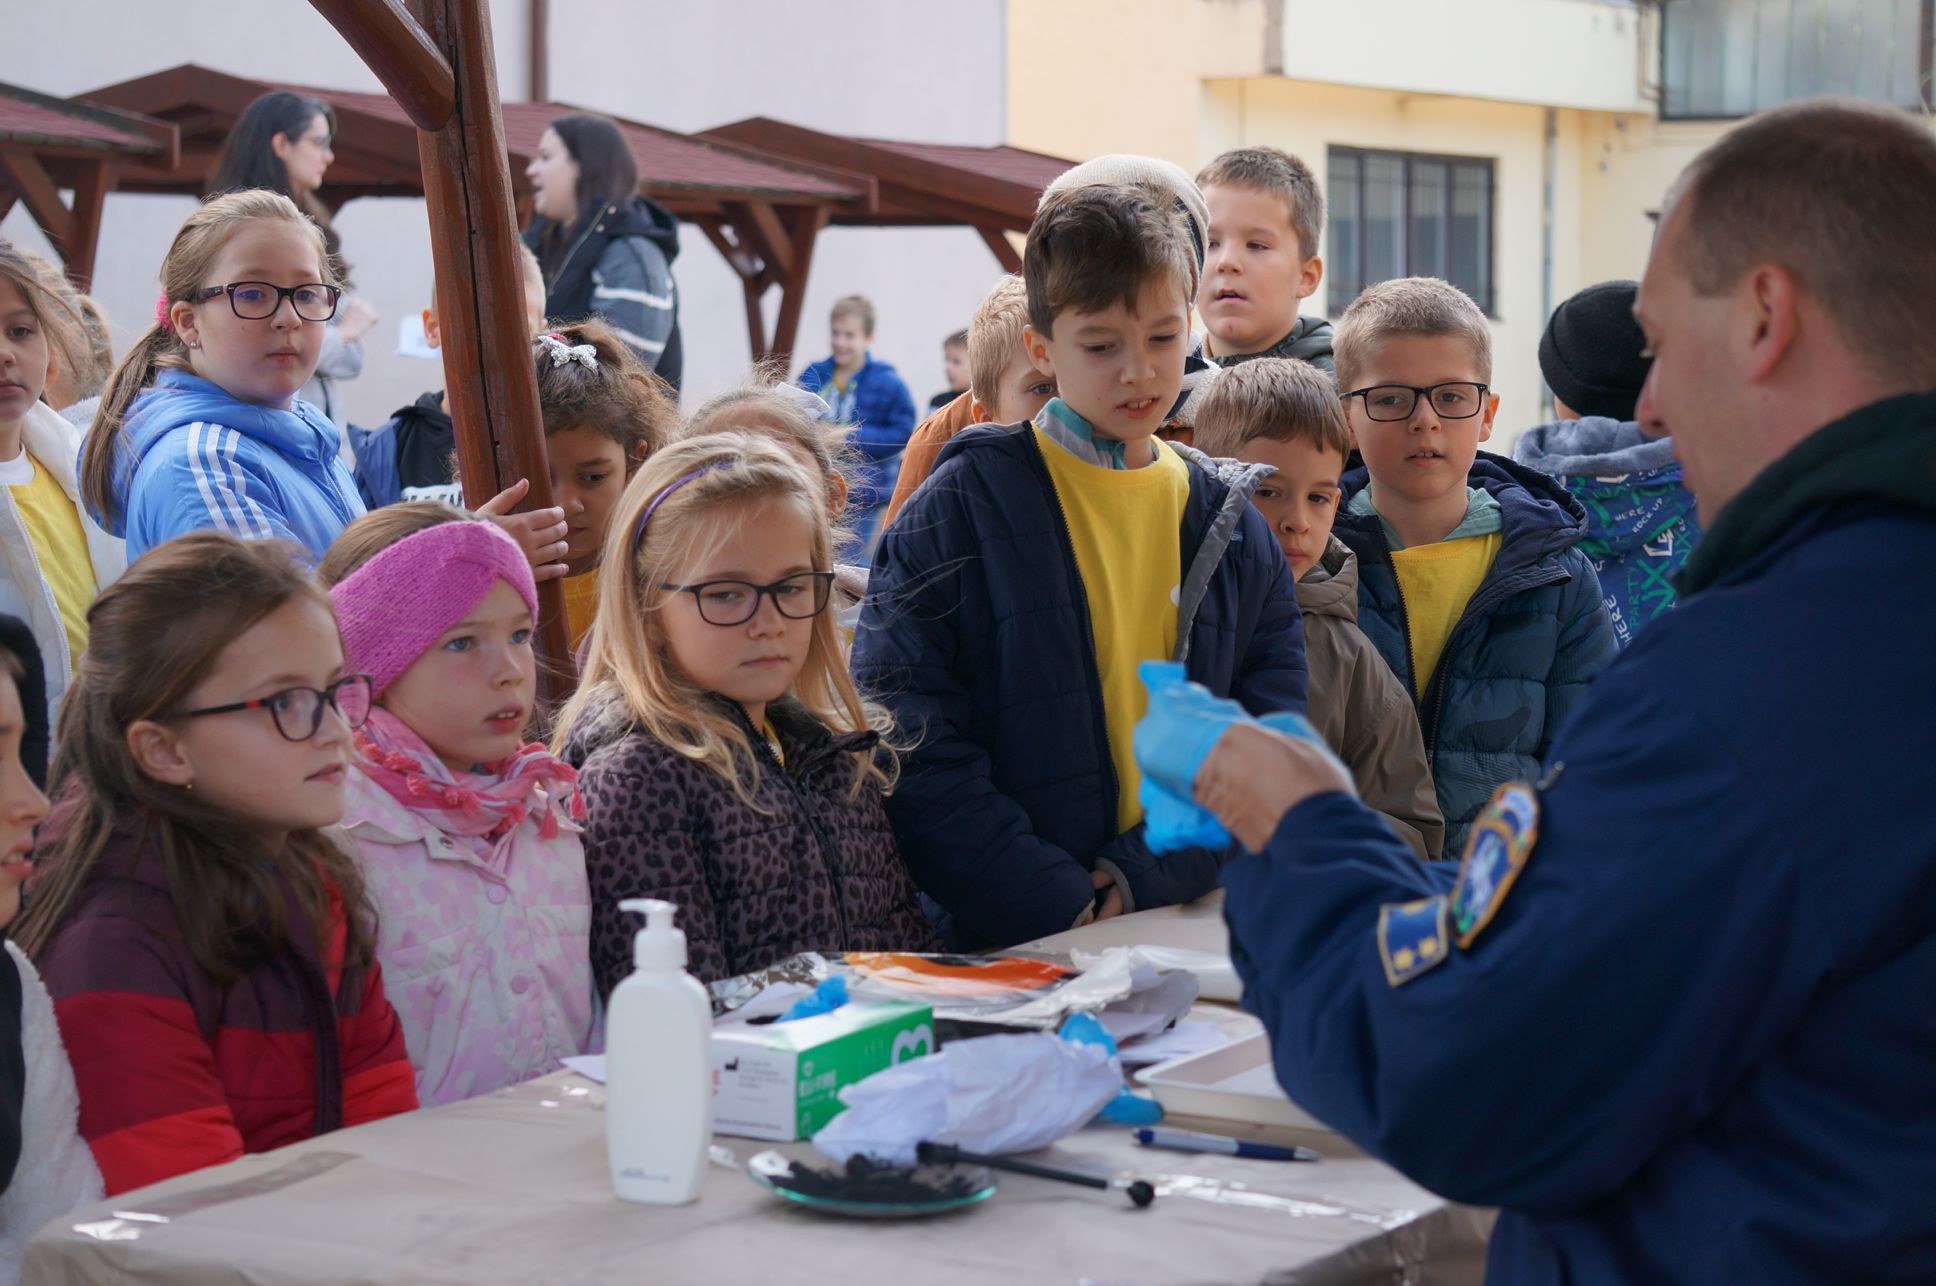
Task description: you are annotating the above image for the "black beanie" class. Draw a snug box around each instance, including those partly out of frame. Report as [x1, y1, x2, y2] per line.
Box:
[1539, 280, 1651, 422]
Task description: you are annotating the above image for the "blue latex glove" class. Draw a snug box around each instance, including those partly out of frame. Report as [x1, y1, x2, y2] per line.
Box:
[776, 975, 849, 1022]
[1134, 662, 1254, 798]
[1059, 1014, 1165, 1126]
[1142, 776, 1230, 854]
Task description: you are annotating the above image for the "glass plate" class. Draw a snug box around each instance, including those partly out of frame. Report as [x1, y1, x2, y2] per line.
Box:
[746, 1150, 997, 1219]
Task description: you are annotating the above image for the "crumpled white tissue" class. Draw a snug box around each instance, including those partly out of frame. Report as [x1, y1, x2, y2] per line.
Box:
[811, 1033, 1122, 1166]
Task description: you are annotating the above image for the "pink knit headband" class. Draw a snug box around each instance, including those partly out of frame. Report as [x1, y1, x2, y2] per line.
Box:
[331, 521, 539, 697]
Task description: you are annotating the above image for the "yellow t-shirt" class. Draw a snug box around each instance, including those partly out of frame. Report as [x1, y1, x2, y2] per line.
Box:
[562, 568, 600, 650]
[10, 453, 96, 660]
[1035, 429, 1190, 833]
[1391, 533, 1503, 697]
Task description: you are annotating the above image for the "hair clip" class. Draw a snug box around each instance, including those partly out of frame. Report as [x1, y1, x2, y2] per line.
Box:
[775, 383, 833, 421]
[154, 290, 175, 336]
[536, 331, 598, 370]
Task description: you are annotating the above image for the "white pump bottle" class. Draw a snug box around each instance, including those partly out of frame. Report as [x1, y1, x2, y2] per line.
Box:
[604, 898, 713, 1204]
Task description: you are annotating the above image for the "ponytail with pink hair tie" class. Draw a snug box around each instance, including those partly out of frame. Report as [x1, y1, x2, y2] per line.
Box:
[154, 291, 174, 336]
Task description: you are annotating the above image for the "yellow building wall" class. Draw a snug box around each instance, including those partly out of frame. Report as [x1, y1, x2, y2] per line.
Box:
[1199, 78, 1593, 442]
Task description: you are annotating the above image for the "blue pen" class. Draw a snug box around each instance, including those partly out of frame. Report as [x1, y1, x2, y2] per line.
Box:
[1134, 1126, 1321, 1162]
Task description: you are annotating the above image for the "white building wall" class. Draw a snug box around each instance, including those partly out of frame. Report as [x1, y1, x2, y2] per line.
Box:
[1, 0, 1012, 430]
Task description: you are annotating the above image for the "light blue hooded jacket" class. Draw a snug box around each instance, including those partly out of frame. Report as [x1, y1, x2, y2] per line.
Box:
[88, 369, 365, 564]
[1513, 416, 1700, 648]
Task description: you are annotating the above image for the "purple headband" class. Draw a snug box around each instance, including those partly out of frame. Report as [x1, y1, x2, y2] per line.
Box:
[634, 461, 735, 548]
[331, 521, 539, 697]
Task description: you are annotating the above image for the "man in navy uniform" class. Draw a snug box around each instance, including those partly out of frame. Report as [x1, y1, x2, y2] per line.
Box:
[1136, 97, 1936, 1284]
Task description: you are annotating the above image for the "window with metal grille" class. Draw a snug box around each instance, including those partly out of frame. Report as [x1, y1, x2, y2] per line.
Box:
[1326, 147, 1495, 318]
[1661, 0, 1934, 119]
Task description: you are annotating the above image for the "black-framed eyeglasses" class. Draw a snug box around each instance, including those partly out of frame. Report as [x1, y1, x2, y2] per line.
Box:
[196, 281, 341, 323]
[660, 572, 836, 627]
[166, 674, 373, 743]
[1343, 381, 1490, 423]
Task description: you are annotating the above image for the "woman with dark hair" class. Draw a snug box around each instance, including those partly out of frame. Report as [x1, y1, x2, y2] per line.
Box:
[522, 114, 683, 395]
[208, 91, 379, 425]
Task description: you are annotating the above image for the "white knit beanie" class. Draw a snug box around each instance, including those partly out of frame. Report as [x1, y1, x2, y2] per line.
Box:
[1039, 154, 1209, 271]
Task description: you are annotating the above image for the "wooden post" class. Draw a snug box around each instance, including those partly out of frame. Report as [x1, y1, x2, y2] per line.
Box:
[311, 0, 571, 700]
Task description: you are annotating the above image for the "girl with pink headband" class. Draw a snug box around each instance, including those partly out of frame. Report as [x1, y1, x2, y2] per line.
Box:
[325, 510, 595, 1105]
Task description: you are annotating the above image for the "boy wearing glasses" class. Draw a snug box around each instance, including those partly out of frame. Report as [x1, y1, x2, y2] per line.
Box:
[855, 181, 1306, 949]
[1333, 277, 1615, 852]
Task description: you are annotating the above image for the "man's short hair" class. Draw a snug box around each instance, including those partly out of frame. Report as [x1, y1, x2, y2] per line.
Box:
[1197, 146, 1326, 263]
[968, 276, 1029, 401]
[1334, 277, 1493, 393]
[1024, 184, 1199, 336]
[831, 293, 876, 335]
[1666, 96, 1936, 388]
[1193, 358, 1350, 460]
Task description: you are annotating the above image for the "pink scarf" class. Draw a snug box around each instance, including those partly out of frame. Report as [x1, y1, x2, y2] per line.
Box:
[353, 708, 584, 871]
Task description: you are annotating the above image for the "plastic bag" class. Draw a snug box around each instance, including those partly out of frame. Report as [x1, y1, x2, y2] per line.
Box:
[812, 1032, 1122, 1166]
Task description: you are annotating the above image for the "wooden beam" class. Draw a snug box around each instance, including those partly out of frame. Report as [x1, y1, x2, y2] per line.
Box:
[63, 161, 118, 291]
[768, 205, 828, 370]
[410, 0, 570, 694]
[976, 226, 1022, 274]
[308, 0, 456, 131]
[741, 201, 794, 279]
[0, 149, 76, 254]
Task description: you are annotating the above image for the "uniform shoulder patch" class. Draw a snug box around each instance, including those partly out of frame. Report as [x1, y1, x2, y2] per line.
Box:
[1450, 782, 1540, 949]
[1377, 895, 1450, 987]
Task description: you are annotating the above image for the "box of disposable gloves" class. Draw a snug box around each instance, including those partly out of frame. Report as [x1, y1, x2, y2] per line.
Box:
[712, 1001, 935, 1141]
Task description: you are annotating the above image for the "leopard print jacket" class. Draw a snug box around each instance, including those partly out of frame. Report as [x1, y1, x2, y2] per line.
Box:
[562, 693, 942, 994]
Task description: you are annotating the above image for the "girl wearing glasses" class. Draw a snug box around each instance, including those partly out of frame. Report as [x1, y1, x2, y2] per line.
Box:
[78, 189, 366, 565]
[320, 508, 595, 1106]
[14, 534, 417, 1196]
[207, 91, 380, 427]
[555, 435, 938, 994]
[0, 637, 102, 1270]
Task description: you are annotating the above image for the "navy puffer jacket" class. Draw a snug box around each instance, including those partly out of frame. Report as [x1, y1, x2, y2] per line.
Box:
[854, 425, 1307, 949]
[1334, 452, 1616, 854]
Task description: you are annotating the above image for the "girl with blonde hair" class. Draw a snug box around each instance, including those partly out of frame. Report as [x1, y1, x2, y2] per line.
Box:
[554, 433, 937, 991]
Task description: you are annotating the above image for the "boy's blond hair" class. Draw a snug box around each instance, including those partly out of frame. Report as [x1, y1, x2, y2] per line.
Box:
[1193, 358, 1350, 461]
[1025, 184, 1199, 336]
[831, 294, 876, 336]
[1197, 146, 1326, 263]
[967, 276, 1028, 403]
[1334, 277, 1492, 393]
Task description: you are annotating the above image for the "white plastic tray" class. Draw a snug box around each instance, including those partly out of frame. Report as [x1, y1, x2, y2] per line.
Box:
[1134, 1031, 1333, 1134]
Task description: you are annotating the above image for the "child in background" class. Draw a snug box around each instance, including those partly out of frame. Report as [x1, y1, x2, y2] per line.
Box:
[9, 252, 116, 432]
[1333, 277, 1616, 852]
[0, 242, 125, 736]
[856, 182, 1306, 949]
[17, 533, 416, 1195]
[929, 328, 969, 411]
[1195, 147, 1333, 375]
[78, 190, 367, 563]
[880, 276, 1057, 528]
[796, 295, 915, 559]
[349, 242, 550, 510]
[322, 507, 594, 1106]
[531, 322, 674, 648]
[1513, 279, 1700, 646]
[684, 381, 864, 620]
[555, 434, 938, 991]
[0, 639, 101, 1280]
[1193, 358, 1442, 860]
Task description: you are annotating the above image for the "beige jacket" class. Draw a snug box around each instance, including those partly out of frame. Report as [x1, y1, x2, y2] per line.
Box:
[1299, 537, 1445, 861]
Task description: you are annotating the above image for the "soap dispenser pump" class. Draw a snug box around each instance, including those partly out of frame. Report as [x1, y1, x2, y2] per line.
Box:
[604, 898, 713, 1204]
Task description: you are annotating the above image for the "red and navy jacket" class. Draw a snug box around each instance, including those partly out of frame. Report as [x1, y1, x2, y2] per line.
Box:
[33, 807, 417, 1195]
